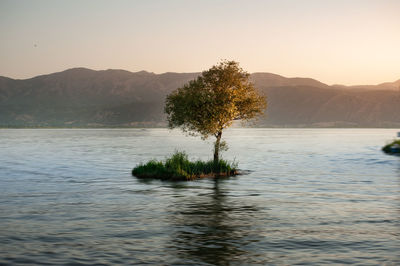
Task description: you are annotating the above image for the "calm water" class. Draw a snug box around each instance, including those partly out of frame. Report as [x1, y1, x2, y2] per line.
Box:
[0, 128, 399, 265]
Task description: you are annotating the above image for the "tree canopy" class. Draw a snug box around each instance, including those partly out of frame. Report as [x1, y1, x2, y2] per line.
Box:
[165, 60, 266, 162]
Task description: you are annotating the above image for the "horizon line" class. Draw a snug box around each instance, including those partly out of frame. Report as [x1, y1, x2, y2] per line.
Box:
[1, 66, 399, 87]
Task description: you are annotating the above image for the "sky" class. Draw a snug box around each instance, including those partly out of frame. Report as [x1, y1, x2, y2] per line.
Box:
[0, 0, 399, 85]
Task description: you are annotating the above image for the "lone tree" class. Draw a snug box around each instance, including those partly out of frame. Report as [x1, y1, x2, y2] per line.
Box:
[165, 60, 266, 163]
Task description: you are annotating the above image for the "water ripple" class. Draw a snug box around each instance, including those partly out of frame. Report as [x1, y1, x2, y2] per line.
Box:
[0, 128, 399, 265]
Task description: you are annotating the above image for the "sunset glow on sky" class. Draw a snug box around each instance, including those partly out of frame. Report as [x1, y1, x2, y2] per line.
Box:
[1, 0, 399, 85]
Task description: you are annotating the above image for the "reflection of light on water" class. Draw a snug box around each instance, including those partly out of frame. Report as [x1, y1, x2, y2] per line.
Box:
[0, 128, 399, 264]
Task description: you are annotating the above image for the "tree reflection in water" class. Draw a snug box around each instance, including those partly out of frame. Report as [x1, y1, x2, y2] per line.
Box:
[167, 178, 263, 265]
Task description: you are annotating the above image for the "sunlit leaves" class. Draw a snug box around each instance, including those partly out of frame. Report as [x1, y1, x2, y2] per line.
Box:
[165, 60, 266, 139]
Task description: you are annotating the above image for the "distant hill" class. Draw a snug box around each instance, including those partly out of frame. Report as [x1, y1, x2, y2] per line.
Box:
[333, 79, 400, 91]
[250, 72, 330, 89]
[0, 68, 399, 127]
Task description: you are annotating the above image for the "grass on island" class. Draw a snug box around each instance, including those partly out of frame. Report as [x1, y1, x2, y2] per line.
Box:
[132, 151, 238, 181]
[382, 139, 400, 154]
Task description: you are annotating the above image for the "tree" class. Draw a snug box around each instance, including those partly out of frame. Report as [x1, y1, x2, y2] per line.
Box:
[165, 60, 266, 163]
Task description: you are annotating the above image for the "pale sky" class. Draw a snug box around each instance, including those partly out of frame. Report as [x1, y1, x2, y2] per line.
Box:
[1, 0, 399, 85]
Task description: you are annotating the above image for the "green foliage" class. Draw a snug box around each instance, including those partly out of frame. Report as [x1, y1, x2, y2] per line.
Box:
[165, 60, 266, 139]
[382, 139, 400, 154]
[132, 151, 238, 181]
[165, 60, 266, 162]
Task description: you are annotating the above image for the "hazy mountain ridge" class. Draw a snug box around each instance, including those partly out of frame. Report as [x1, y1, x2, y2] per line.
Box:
[1, 68, 399, 127]
[250, 72, 330, 89]
[333, 79, 400, 91]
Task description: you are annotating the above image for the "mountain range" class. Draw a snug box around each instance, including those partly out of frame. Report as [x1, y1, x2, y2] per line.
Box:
[1, 68, 399, 127]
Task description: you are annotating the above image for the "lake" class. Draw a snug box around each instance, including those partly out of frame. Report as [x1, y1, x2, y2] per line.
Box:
[0, 128, 399, 265]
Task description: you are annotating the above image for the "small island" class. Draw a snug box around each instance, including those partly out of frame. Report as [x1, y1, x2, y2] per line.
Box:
[132, 151, 238, 181]
[131, 60, 266, 180]
[382, 139, 400, 155]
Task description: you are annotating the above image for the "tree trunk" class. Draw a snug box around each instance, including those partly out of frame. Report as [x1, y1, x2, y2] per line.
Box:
[214, 131, 222, 164]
